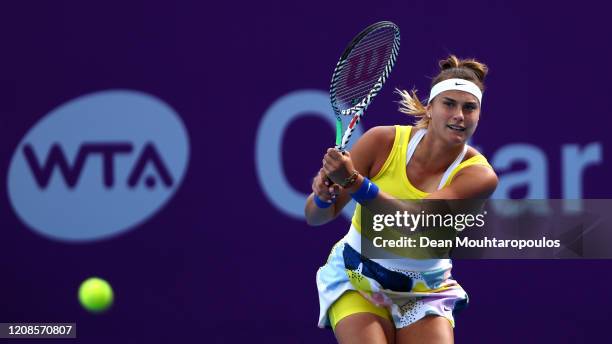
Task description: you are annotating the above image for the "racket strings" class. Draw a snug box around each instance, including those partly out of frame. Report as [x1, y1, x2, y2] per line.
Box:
[350, 29, 396, 57]
[332, 28, 397, 109]
[331, 29, 396, 84]
[336, 51, 391, 87]
[334, 63, 389, 107]
[345, 36, 393, 63]
[335, 85, 379, 109]
[334, 62, 389, 104]
[340, 36, 394, 79]
[344, 30, 395, 66]
[334, 75, 389, 109]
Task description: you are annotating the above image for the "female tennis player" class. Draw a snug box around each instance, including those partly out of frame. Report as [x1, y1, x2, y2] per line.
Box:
[305, 55, 498, 343]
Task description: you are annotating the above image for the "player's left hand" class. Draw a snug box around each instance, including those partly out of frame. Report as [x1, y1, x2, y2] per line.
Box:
[322, 148, 356, 186]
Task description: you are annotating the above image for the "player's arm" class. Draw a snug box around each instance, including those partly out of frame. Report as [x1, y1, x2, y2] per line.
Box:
[426, 165, 498, 200]
[325, 150, 497, 219]
[422, 165, 498, 218]
[305, 126, 393, 226]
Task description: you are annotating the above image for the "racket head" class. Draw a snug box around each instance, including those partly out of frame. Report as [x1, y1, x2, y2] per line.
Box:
[330, 21, 400, 119]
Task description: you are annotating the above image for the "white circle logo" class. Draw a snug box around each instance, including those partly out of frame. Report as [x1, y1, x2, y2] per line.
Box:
[7, 90, 190, 242]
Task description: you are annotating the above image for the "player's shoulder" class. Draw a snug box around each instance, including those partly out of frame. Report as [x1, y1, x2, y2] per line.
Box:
[464, 145, 483, 160]
[361, 125, 396, 143]
[464, 144, 495, 164]
[458, 145, 498, 184]
[352, 125, 396, 157]
[351, 126, 397, 177]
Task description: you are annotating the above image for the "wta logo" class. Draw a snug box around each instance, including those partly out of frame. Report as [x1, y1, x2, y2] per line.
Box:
[7, 90, 190, 242]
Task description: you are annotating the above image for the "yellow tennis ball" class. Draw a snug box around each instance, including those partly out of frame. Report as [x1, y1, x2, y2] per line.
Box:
[78, 277, 114, 313]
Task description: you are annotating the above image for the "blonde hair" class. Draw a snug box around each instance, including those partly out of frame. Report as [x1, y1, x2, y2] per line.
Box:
[397, 55, 489, 129]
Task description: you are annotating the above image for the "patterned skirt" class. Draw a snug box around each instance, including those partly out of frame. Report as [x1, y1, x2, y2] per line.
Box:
[316, 238, 469, 329]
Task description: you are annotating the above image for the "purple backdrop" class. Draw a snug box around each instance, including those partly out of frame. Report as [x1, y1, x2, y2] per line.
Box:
[1, 1, 611, 343]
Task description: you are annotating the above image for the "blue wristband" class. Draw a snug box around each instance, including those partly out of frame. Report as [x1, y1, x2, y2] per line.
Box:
[313, 194, 334, 209]
[350, 177, 379, 204]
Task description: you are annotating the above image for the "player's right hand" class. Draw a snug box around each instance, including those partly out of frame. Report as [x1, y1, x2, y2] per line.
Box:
[312, 168, 340, 203]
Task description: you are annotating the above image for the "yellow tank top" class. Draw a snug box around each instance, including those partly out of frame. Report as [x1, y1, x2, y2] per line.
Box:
[351, 125, 493, 231]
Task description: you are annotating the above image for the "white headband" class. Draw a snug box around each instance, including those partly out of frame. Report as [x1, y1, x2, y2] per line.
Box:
[428, 78, 483, 105]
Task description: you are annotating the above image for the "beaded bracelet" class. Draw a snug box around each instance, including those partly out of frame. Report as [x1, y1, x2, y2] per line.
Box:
[340, 170, 359, 188]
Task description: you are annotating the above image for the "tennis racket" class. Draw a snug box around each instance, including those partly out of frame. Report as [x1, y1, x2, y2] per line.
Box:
[330, 21, 400, 151]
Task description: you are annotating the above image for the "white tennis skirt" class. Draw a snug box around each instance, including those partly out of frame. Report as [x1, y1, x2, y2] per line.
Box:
[316, 234, 469, 329]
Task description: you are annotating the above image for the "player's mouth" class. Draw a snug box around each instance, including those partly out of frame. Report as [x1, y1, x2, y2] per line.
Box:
[446, 124, 466, 132]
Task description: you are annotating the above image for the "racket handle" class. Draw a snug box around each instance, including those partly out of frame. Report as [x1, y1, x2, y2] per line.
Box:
[335, 118, 342, 147]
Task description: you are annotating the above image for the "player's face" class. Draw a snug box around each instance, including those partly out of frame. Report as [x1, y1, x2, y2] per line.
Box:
[428, 90, 480, 144]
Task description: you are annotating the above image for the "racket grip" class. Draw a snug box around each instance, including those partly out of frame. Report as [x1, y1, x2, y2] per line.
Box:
[335, 118, 342, 147]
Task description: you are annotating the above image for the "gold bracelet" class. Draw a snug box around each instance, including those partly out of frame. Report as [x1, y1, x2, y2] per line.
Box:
[340, 170, 359, 188]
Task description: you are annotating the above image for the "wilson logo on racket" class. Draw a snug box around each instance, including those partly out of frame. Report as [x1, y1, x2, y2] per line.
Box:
[7, 90, 190, 242]
[344, 44, 390, 88]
